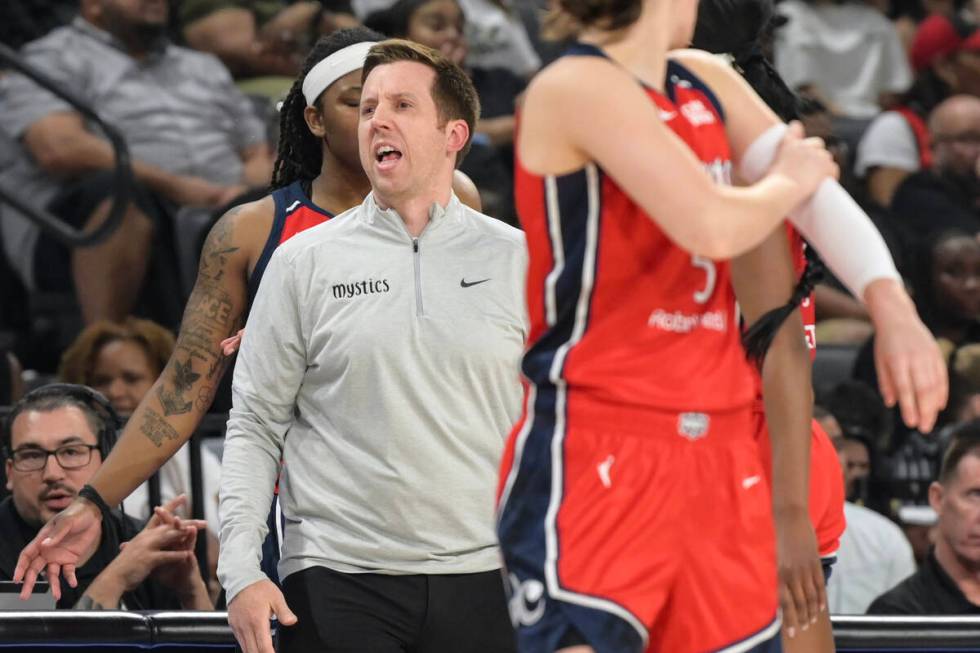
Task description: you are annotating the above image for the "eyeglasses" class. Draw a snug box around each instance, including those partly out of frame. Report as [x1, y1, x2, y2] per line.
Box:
[7, 444, 99, 472]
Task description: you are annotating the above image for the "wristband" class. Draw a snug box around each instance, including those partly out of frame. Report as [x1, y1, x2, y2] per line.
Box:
[78, 484, 112, 522]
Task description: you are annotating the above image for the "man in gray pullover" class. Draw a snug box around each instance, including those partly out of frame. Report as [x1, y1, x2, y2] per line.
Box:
[219, 39, 527, 653]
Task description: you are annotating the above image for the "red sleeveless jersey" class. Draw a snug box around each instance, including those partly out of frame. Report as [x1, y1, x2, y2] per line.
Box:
[791, 227, 817, 357]
[516, 56, 757, 423]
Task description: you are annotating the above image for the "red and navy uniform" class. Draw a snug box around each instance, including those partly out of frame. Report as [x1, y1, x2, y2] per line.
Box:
[253, 180, 334, 585]
[497, 45, 780, 653]
[753, 229, 846, 563]
[249, 180, 335, 302]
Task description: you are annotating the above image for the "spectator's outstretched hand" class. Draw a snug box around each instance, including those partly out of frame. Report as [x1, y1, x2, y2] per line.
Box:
[228, 579, 298, 653]
[867, 279, 948, 432]
[14, 497, 102, 601]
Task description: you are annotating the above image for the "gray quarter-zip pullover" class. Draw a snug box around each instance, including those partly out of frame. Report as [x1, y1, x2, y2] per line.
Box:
[218, 193, 527, 602]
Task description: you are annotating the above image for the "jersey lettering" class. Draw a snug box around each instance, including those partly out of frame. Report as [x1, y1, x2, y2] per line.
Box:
[508, 574, 546, 627]
[691, 255, 717, 304]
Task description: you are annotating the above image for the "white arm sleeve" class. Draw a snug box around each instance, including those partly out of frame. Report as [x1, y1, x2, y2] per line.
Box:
[738, 123, 901, 299]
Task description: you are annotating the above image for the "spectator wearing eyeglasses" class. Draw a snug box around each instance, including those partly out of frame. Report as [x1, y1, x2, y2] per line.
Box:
[890, 95, 980, 239]
[0, 385, 211, 610]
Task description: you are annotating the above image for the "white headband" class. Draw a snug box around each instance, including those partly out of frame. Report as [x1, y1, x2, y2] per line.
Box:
[302, 41, 376, 107]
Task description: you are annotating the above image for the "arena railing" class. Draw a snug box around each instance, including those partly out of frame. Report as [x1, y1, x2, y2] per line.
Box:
[0, 614, 980, 650]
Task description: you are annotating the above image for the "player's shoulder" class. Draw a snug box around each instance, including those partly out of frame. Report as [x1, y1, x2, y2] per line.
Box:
[526, 53, 631, 105]
[668, 49, 738, 85]
[204, 196, 275, 262]
[220, 195, 275, 227]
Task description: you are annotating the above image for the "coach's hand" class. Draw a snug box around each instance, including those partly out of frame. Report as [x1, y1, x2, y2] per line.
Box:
[774, 507, 825, 640]
[228, 579, 298, 653]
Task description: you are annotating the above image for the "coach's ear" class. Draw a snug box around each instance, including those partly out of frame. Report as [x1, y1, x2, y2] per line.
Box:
[445, 118, 469, 156]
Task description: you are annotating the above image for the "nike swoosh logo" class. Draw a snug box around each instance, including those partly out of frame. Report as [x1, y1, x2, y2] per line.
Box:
[597, 455, 615, 489]
[460, 278, 490, 288]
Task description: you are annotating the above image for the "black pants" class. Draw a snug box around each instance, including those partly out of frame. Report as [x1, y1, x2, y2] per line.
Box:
[279, 566, 517, 653]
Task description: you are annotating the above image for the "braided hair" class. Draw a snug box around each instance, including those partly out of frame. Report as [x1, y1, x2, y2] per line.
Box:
[271, 26, 385, 190]
[692, 0, 824, 366]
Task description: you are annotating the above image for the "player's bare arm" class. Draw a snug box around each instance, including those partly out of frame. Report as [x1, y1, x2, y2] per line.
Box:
[517, 56, 835, 259]
[676, 48, 947, 431]
[95, 198, 272, 504]
[731, 231, 825, 641]
[13, 199, 273, 599]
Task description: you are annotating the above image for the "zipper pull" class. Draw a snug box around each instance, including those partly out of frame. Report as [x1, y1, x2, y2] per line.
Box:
[413, 238, 419, 253]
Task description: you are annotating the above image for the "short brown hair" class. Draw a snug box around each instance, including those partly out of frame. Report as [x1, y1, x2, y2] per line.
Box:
[58, 317, 175, 386]
[362, 38, 481, 166]
[939, 421, 980, 484]
[544, 0, 643, 40]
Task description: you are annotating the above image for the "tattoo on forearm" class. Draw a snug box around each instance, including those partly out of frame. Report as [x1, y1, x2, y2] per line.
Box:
[141, 408, 181, 447]
[75, 595, 111, 610]
[157, 357, 202, 416]
[136, 207, 249, 448]
[196, 385, 216, 412]
[151, 211, 245, 423]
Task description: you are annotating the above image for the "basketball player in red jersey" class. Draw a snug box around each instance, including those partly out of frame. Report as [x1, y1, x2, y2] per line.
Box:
[496, 1, 945, 652]
[496, 0, 836, 651]
[690, 0, 943, 648]
[13, 27, 482, 601]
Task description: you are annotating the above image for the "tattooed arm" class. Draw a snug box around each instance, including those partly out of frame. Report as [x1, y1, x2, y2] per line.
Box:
[90, 200, 268, 504]
[13, 199, 274, 600]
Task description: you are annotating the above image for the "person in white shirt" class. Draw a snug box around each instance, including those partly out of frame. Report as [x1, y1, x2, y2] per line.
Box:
[774, 0, 911, 120]
[827, 432, 917, 613]
[827, 501, 917, 613]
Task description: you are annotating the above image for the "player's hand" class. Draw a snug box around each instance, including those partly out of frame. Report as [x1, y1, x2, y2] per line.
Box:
[14, 497, 103, 601]
[228, 579, 298, 653]
[221, 329, 245, 356]
[771, 121, 839, 199]
[774, 506, 825, 639]
[865, 278, 948, 432]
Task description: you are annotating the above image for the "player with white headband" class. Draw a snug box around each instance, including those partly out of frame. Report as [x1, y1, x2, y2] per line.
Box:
[13, 27, 484, 622]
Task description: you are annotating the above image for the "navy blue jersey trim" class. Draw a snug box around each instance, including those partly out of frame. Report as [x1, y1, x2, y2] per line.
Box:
[521, 168, 600, 385]
[665, 59, 726, 123]
[564, 42, 607, 59]
[562, 42, 726, 123]
[248, 180, 333, 305]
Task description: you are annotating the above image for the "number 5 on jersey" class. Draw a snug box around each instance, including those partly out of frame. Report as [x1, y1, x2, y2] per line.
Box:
[691, 255, 717, 304]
